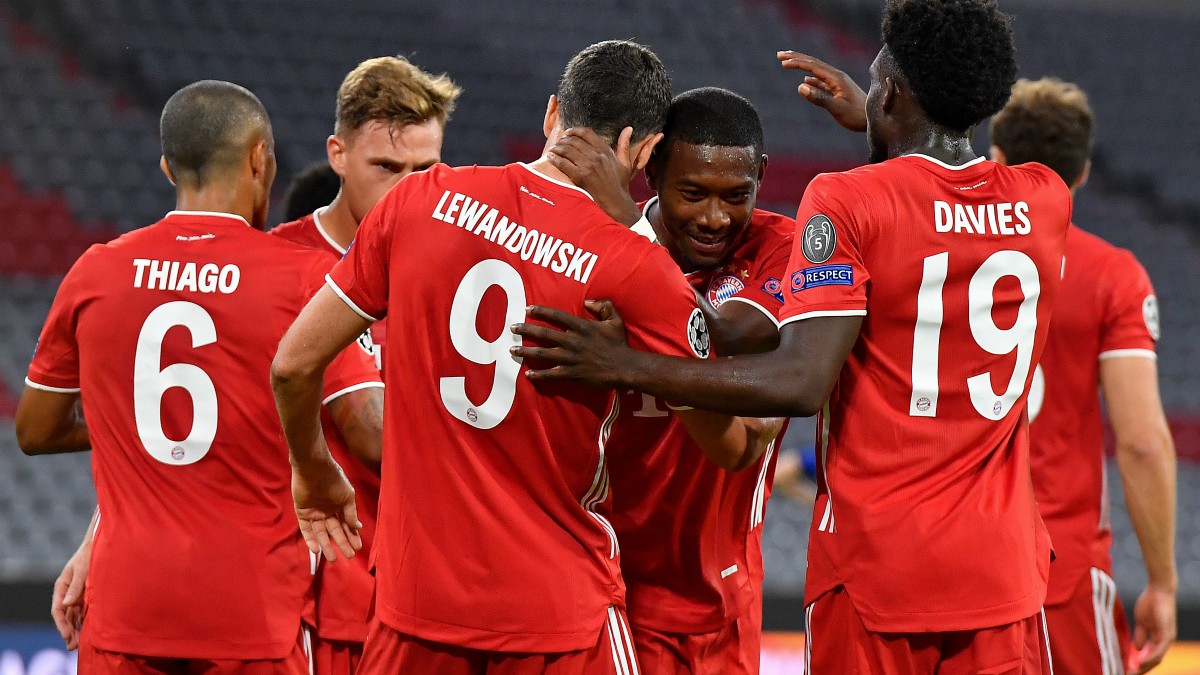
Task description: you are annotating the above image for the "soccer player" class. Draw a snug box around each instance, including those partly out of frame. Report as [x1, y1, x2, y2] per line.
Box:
[511, 1, 1073, 672]
[271, 39, 776, 673]
[991, 78, 1177, 675]
[269, 55, 461, 674]
[547, 87, 792, 673]
[16, 80, 380, 673]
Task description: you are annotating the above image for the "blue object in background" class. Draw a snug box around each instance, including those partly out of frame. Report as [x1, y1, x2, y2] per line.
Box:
[799, 444, 817, 479]
[0, 625, 75, 675]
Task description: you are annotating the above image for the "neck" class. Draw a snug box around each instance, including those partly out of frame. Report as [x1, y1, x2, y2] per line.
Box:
[892, 126, 977, 166]
[319, 191, 359, 249]
[646, 198, 695, 273]
[526, 155, 577, 187]
[174, 182, 257, 227]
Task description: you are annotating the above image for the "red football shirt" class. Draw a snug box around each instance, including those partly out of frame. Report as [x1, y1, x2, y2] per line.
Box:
[25, 211, 381, 659]
[608, 200, 794, 633]
[270, 209, 384, 642]
[1028, 224, 1158, 606]
[780, 155, 1071, 632]
[326, 163, 708, 652]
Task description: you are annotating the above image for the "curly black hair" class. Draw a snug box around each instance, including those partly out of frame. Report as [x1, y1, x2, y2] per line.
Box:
[882, 0, 1017, 132]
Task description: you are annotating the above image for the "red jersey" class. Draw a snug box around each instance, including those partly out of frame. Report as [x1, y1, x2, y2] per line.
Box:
[780, 155, 1071, 632]
[271, 209, 384, 642]
[326, 163, 708, 652]
[608, 200, 794, 633]
[25, 211, 381, 659]
[1028, 225, 1158, 606]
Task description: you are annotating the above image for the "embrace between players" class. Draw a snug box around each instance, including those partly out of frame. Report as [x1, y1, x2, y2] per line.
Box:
[16, 0, 1177, 673]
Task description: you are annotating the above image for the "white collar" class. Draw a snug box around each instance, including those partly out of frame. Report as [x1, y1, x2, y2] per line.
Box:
[166, 210, 251, 227]
[904, 154, 988, 171]
[518, 162, 595, 201]
[311, 206, 348, 255]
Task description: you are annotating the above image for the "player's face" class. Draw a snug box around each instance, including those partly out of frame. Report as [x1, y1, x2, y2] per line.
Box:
[648, 141, 762, 272]
[866, 50, 888, 164]
[333, 118, 444, 223]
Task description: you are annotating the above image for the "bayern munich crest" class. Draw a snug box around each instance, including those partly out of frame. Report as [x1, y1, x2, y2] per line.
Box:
[707, 275, 745, 308]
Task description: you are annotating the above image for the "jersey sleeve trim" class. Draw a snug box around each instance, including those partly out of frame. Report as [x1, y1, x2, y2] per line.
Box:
[1098, 348, 1157, 361]
[325, 275, 380, 322]
[321, 381, 386, 406]
[24, 377, 81, 394]
[780, 309, 867, 326]
[722, 297, 781, 327]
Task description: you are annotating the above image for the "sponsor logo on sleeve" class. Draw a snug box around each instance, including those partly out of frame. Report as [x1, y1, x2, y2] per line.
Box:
[790, 264, 854, 293]
[687, 308, 711, 358]
[706, 275, 745, 308]
[762, 278, 785, 304]
[1143, 294, 1160, 340]
[801, 214, 837, 264]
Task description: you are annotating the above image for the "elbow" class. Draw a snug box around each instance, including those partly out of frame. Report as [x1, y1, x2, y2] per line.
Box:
[15, 423, 52, 456]
[270, 350, 319, 392]
[1115, 432, 1176, 466]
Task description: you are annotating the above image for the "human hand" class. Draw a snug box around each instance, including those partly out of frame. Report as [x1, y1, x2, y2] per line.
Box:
[293, 459, 362, 562]
[1128, 584, 1176, 674]
[510, 300, 636, 388]
[548, 127, 641, 226]
[778, 51, 868, 132]
[51, 542, 90, 650]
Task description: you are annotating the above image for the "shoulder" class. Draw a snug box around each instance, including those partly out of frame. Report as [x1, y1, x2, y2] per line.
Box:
[268, 214, 315, 242]
[1069, 225, 1145, 271]
[1005, 161, 1072, 200]
[750, 208, 796, 242]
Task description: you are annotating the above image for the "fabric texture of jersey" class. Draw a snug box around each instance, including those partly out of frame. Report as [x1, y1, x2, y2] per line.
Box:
[779, 156, 1071, 632]
[26, 212, 380, 659]
[271, 210, 384, 643]
[608, 200, 793, 634]
[326, 163, 706, 653]
[1028, 224, 1158, 607]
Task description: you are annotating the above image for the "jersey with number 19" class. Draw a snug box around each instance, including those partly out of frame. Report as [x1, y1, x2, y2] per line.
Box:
[781, 155, 1071, 632]
[326, 163, 707, 653]
[24, 211, 381, 659]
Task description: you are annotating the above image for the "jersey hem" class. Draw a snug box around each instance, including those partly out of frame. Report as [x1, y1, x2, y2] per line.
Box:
[1097, 348, 1156, 361]
[322, 381, 385, 406]
[24, 377, 81, 393]
[779, 308, 867, 325]
[325, 275, 380, 322]
[375, 603, 608, 653]
[85, 625, 299, 660]
[722, 297, 781, 327]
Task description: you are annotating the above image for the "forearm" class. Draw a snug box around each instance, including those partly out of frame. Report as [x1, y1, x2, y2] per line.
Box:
[15, 393, 90, 455]
[272, 368, 337, 472]
[1116, 432, 1177, 590]
[78, 507, 98, 552]
[701, 305, 781, 357]
[676, 410, 782, 471]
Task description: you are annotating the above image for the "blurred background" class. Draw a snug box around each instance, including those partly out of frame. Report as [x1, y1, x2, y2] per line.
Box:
[0, 0, 1197, 671]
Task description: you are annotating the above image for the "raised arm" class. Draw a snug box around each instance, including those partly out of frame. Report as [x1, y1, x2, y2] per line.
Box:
[272, 285, 372, 561]
[1100, 355, 1177, 674]
[15, 388, 89, 455]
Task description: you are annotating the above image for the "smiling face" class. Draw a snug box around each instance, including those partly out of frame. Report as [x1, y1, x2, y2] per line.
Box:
[647, 141, 764, 272]
[328, 118, 444, 222]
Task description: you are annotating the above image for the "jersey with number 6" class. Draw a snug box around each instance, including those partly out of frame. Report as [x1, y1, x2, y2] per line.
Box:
[780, 155, 1071, 633]
[326, 162, 707, 653]
[25, 211, 381, 659]
[1028, 224, 1159, 606]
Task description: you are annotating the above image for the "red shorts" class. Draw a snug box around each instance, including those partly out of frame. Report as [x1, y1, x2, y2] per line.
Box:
[1044, 567, 1130, 675]
[630, 615, 757, 675]
[356, 607, 639, 675]
[78, 625, 312, 675]
[804, 587, 1051, 674]
[311, 636, 363, 675]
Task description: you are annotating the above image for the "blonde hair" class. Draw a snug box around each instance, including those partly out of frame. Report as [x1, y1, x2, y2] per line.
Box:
[991, 77, 1093, 186]
[334, 56, 462, 136]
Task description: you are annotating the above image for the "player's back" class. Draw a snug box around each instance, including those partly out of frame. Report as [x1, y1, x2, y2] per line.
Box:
[784, 155, 1071, 632]
[35, 211, 338, 658]
[1028, 225, 1158, 605]
[328, 163, 705, 652]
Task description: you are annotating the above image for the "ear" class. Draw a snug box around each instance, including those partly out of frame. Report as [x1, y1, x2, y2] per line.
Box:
[630, 132, 663, 174]
[881, 76, 899, 114]
[989, 145, 1007, 165]
[327, 134, 348, 178]
[644, 142, 665, 190]
[250, 139, 269, 180]
[757, 153, 769, 184]
[1073, 159, 1091, 191]
[543, 95, 559, 139]
[159, 156, 177, 185]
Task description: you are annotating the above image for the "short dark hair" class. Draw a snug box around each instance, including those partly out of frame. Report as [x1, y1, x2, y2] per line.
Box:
[160, 80, 271, 187]
[991, 78, 1093, 186]
[661, 87, 764, 157]
[556, 40, 672, 146]
[281, 162, 341, 222]
[882, 0, 1016, 132]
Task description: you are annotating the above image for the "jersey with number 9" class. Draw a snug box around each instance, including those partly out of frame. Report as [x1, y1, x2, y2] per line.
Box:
[25, 211, 381, 659]
[779, 155, 1071, 633]
[325, 163, 706, 653]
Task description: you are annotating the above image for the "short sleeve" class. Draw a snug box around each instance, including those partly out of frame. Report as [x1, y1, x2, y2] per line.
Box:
[722, 223, 794, 325]
[779, 174, 869, 325]
[595, 242, 709, 360]
[25, 249, 97, 392]
[1098, 249, 1158, 360]
[298, 252, 384, 404]
[326, 186, 400, 322]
